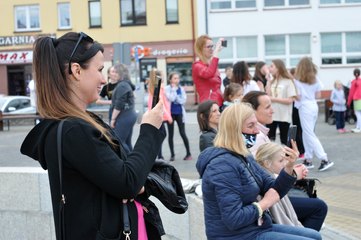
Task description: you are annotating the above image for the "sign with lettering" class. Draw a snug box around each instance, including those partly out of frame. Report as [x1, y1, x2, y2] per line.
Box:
[0, 51, 33, 64]
[0, 34, 56, 47]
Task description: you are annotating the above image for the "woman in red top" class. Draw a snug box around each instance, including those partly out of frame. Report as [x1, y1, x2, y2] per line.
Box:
[192, 35, 224, 106]
[347, 68, 361, 133]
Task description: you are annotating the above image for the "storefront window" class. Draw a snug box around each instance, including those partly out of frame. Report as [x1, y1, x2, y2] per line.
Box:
[166, 62, 193, 86]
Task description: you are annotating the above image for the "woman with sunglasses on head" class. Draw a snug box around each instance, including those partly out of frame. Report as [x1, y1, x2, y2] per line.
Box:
[20, 32, 165, 240]
[192, 35, 224, 107]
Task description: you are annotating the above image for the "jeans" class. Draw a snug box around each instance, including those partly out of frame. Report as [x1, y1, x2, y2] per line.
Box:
[289, 197, 328, 231]
[256, 224, 322, 240]
[334, 111, 345, 130]
[114, 109, 137, 151]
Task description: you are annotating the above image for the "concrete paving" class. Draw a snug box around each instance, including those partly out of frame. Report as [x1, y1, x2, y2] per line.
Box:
[1, 111, 360, 239]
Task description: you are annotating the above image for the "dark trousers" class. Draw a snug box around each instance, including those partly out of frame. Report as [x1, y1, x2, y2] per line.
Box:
[289, 197, 328, 231]
[292, 106, 305, 154]
[167, 114, 191, 157]
[114, 109, 137, 152]
[267, 121, 290, 145]
[334, 111, 345, 130]
[157, 122, 166, 159]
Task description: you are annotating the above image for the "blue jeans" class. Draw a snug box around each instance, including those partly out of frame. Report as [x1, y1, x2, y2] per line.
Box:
[334, 111, 345, 130]
[256, 224, 321, 240]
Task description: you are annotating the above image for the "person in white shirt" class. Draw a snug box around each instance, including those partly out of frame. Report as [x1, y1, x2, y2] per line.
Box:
[294, 57, 334, 172]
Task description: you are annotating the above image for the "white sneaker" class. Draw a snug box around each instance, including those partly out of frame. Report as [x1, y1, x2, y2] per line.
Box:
[351, 128, 361, 133]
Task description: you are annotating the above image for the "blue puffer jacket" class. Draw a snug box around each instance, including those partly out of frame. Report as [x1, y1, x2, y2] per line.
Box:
[196, 147, 296, 240]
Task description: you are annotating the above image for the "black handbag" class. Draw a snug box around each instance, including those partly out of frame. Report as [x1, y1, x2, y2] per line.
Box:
[290, 178, 320, 198]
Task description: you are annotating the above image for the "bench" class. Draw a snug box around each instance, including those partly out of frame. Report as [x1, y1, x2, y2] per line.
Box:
[0, 112, 41, 131]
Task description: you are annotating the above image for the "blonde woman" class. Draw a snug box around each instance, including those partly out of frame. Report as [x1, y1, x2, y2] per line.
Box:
[266, 59, 297, 145]
[196, 103, 321, 240]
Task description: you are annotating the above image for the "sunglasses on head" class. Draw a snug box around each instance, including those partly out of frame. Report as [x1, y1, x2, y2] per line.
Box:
[68, 32, 94, 74]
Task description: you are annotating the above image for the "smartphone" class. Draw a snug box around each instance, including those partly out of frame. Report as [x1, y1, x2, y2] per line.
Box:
[286, 125, 297, 148]
[221, 40, 227, 48]
[151, 76, 162, 108]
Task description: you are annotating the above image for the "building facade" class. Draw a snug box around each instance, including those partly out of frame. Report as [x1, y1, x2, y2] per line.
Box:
[196, 0, 361, 93]
[0, 0, 197, 100]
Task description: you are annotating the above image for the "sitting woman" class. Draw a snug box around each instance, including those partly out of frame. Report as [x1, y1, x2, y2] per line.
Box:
[196, 100, 220, 152]
[255, 142, 305, 227]
[196, 103, 321, 240]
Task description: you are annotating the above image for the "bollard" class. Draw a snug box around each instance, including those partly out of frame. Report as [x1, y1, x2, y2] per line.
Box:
[0, 110, 3, 131]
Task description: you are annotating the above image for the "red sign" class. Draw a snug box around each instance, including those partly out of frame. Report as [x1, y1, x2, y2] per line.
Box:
[0, 51, 33, 64]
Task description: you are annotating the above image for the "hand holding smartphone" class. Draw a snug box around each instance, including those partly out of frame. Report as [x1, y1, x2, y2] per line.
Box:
[221, 40, 227, 48]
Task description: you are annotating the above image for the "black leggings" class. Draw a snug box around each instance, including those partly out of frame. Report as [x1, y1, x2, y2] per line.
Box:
[267, 121, 290, 145]
[167, 114, 191, 157]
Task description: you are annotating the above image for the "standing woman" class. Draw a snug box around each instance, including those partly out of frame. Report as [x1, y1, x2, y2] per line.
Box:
[110, 63, 138, 152]
[197, 100, 221, 152]
[148, 68, 173, 160]
[20, 32, 165, 240]
[165, 72, 192, 161]
[231, 60, 260, 96]
[96, 66, 119, 122]
[294, 57, 334, 171]
[192, 35, 224, 107]
[266, 59, 297, 145]
[347, 68, 361, 133]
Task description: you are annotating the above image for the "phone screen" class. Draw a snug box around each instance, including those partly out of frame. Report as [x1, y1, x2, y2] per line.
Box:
[152, 77, 162, 108]
[286, 125, 297, 148]
[221, 40, 227, 48]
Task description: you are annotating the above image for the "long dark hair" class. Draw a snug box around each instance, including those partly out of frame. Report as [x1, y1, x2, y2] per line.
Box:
[32, 32, 113, 143]
[231, 61, 251, 85]
[197, 100, 217, 131]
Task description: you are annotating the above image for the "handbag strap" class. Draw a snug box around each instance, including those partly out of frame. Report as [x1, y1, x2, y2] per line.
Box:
[57, 120, 66, 240]
[122, 202, 131, 240]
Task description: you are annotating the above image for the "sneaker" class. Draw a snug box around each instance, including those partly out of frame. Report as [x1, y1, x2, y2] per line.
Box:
[318, 160, 334, 172]
[183, 155, 192, 161]
[298, 154, 305, 161]
[169, 156, 175, 162]
[303, 159, 314, 169]
[351, 128, 361, 133]
[337, 129, 344, 133]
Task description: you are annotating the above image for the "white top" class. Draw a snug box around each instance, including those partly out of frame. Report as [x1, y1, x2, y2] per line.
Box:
[243, 80, 260, 96]
[294, 79, 321, 108]
[270, 78, 297, 122]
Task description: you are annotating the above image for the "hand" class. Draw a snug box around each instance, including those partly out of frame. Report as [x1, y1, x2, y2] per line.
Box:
[293, 164, 308, 180]
[122, 186, 145, 204]
[213, 38, 223, 57]
[258, 188, 280, 210]
[141, 99, 164, 129]
[110, 119, 116, 128]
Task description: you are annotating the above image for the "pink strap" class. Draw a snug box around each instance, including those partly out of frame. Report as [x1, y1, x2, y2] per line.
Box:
[134, 201, 148, 240]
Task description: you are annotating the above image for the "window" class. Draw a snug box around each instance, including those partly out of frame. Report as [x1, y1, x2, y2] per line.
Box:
[14, 5, 40, 31]
[264, 0, 309, 7]
[210, 0, 256, 9]
[320, 0, 361, 4]
[265, 34, 311, 67]
[89, 1, 102, 27]
[166, 0, 178, 24]
[321, 32, 361, 65]
[120, 0, 146, 26]
[58, 3, 71, 29]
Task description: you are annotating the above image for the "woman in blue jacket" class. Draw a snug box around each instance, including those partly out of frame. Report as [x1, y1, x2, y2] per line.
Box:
[196, 103, 321, 240]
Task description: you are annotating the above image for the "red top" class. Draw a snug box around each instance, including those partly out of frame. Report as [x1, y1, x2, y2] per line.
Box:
[347, 78, 361, 106]
[192, 57, 223, 106]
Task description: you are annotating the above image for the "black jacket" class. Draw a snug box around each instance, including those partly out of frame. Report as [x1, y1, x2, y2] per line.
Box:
[21, 113, 165, 240]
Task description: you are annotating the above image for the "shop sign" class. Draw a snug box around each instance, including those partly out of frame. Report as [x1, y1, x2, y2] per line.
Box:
[0, 51, 33, 64]
[152, 48, 189, 57]
[0, 34, 56, 47]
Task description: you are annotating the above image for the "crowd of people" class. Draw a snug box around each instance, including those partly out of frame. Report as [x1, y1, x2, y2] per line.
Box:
[21, 31, 361, 239]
